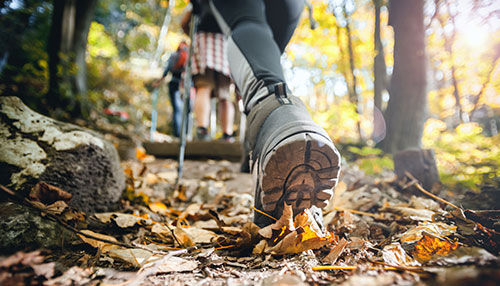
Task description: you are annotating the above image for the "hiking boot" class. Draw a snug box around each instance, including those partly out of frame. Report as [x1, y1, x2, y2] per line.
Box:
[250, 83, 341, 228]
[220, 132, 235, 143]
[196, 127, 210, 141]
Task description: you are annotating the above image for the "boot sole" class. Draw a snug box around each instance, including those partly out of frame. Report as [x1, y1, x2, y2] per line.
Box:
[259, 132, 340, 215]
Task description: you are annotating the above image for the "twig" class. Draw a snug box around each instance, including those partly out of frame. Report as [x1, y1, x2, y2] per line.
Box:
[367, 258, 427, 273]
[334, 207, 383, 219]
[404, 172, 460, 210]
[312, 265, 397, 271]
[252, 206, 277, 221]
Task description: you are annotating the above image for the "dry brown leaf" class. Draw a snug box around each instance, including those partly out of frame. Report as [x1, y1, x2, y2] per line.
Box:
[44, 266, 94, 286]
[381, 206, 435, 221]
[145, 173, 159, 185]
[157, 171, 177, 183]
[264, 208, 333, 254]
[173, 227, 195, 247]
[155, 256, 198, 273]
[108, 248, 154, 268]
[44, 200, 68, 215]
[77, 230, 118, 253]
[252, 240, 268, 255]
[29, 182, 72, 204]
[382, 243, 420, 266]
[323, 237, 348, 264]
[182, 227, 218, 244]
[400, 222, 457, 243]
[151, 223, 171, 235]
[258, 203, 294, 239]
[94, 213, 152, 228]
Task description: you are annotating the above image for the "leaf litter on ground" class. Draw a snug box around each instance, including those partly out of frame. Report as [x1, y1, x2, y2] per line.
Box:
[1, 159, 500, 285]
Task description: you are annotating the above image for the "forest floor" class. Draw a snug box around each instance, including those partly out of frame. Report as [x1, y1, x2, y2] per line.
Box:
[1, 151, 500, 285]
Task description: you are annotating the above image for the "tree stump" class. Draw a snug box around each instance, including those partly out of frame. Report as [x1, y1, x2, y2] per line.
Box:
[0, 96, 125, 213]
[393, 149, 440, 191]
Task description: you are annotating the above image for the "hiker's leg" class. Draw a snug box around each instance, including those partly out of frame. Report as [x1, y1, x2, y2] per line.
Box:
[209, 0, 285, 111]
[193, 72, 215, 140]
[209, 0, 340, 228]
[215, 72, 234, 137]
[194, 86, 211, 129]
[264, 0, 305, 53]
[168, 80, 183, 137]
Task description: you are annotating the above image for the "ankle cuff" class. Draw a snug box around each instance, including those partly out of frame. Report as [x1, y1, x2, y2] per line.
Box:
[244, 83, 306, 152]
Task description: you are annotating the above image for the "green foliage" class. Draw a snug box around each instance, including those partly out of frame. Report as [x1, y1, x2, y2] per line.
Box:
[423, 120, 500, 191]
[311, 99, 360, 143]
[0, 1, 51, 110]
[87, 23, 119, 58]
[347, 146, 394, 175]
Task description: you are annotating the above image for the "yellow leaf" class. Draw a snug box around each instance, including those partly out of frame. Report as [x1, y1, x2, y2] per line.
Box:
[136, 147, 147, 160]
[149, 201, 168, 215]
[412, 234, 459, 262]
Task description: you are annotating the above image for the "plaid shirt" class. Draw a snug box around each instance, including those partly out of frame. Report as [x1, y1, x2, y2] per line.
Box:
[191, 32, 230, 77]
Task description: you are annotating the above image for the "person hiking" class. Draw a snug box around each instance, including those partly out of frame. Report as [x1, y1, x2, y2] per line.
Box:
[197, 0, 342, 229]
[152, 41, 189, 137]
[181, 2, 235, 142]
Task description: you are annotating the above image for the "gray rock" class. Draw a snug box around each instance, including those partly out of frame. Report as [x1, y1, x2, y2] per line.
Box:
[0, 202, 77, 253]
[0, 96, 125, 213]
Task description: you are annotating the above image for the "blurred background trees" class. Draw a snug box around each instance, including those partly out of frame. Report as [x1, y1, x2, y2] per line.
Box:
[0, 0, 499, 191]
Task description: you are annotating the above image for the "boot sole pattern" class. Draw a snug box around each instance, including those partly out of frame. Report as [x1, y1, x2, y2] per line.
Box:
[260, 132, 341, 215]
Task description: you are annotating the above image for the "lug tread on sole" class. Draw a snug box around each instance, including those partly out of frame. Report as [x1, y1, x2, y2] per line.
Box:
[260, 133, 340, 213]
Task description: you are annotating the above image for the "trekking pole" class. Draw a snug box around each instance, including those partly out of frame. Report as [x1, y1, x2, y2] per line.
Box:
[176, 14, 198, 188]
[150, 88, 159, 142]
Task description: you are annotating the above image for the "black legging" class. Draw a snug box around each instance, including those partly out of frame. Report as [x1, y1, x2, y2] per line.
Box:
[209, 0, 305, 112]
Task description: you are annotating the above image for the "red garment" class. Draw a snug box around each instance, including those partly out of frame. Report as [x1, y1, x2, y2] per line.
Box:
[191, 32, 230, 77]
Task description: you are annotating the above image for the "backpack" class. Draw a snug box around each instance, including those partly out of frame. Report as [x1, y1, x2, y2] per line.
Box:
[172, 45, 188, 71]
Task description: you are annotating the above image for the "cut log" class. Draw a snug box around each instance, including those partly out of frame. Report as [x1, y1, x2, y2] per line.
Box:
[0, 96, 125, 213]
[393, 149, 440, 191]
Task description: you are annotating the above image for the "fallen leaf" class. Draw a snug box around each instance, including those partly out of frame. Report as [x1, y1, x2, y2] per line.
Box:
[412, 234, 459, 262]
[149, 202, 168, 215]
[94, 213, 152, 228]
[263, 208, 333, 254]
[182, 227, 218, 244]
[382, 243, 420, 266]
[77, 230, 118, 253]
[323, 238, 348, 264]
[44, 266, 94, 286]
[252, 240, 268, 255]
[108, 248, 154, 268]
[155, 256, 199, 273]
[381, 206, 435, 221]
[258, 203, 294, 239]
[136, 146, 147, 160]
[44, 200, 69, 215]
[173, 227, 195, 247]
[31, 262, 56, 279]
[157, 171, 177, 183]
[400, 222, 457, 244]
[145, 173, 159, 185]
[29, 182, 72, 204]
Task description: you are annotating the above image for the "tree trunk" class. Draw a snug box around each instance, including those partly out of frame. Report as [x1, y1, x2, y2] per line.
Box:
[72, 0, 98, 116]
[373, 0, 387, 112]
[334, 6, 363, 141]
[47, 0, 97, 117]
[380, 0, 427, 154]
